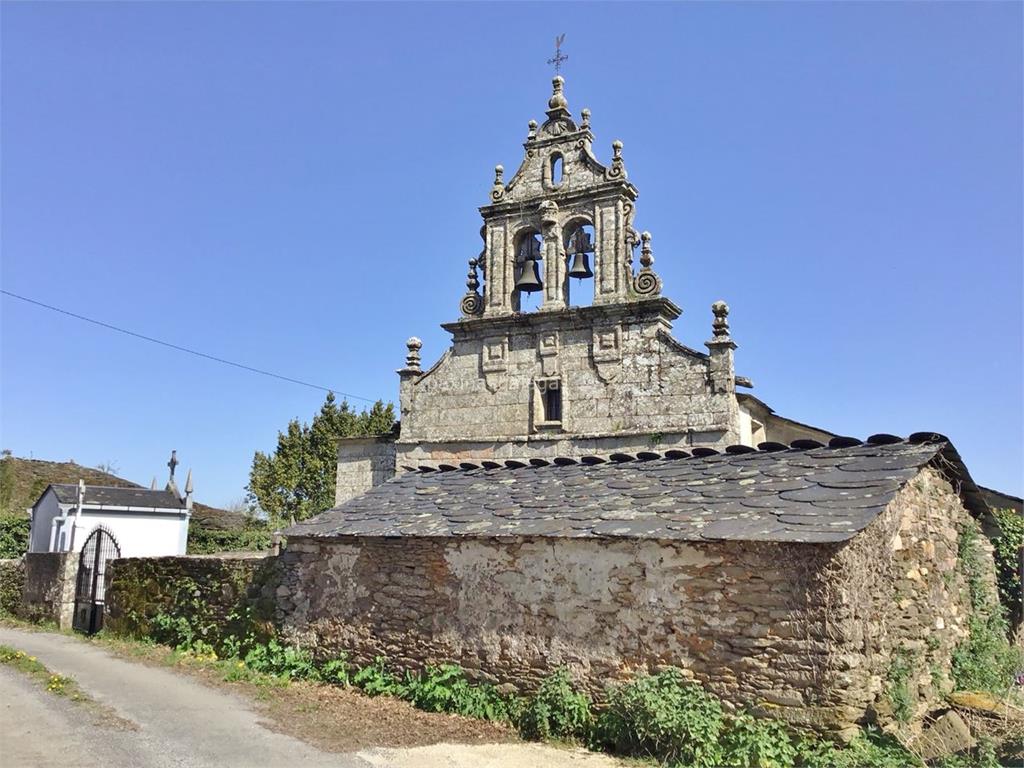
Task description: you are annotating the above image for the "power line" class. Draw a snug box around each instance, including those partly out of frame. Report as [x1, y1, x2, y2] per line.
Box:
[1, 289, 375, 402]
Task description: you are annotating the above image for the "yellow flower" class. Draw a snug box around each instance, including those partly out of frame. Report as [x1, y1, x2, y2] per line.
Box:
[237, 662, 245, 668]
[29, 657, 36, 662]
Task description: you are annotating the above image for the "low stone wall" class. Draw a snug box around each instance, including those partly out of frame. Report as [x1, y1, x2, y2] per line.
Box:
[0, 558, 24, 615]
[20, 552, 77, 628]
[279, 469, 986, 737]
[105, 553, 280, 643]
[279, 534, 848, 729]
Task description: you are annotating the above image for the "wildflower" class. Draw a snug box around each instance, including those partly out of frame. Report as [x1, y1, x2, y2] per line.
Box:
[29, 657, 36, 662]
[237, 662, 245, 668]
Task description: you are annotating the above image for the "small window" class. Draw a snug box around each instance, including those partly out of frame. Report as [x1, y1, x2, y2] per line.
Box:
[551, 154, 564, 186]
[542, 380, 562, 423]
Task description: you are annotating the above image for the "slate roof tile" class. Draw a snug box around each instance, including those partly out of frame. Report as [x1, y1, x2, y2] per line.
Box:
[286, 438, 988, 545]
[48, 484, 186, 510]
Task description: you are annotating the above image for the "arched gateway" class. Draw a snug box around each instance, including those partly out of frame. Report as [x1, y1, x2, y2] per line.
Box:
[72, 527, 121, 634]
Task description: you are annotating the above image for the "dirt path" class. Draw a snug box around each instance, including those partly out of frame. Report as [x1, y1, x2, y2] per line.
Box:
[0, 627, 623, 768]
[0, 627, 366, 768]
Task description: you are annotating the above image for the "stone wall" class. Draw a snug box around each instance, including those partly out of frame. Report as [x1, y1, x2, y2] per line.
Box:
[335, 436, 396, 505]
[279, 534, 849, 729]
[104, 552, 279, 642]
[278, 469, 986, 736]
[0, 558, 24, 615]
[826, 467, 984, 735]
[20, 552, 77, 628]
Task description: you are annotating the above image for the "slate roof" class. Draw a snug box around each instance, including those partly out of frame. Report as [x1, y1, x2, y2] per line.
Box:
[48, 484, 187, 510]
[287, 434, 987, 545]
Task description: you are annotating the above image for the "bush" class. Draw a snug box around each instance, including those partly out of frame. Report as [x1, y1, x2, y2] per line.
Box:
[403, 664, 516, 722]
[0, 514, 30, 559]
[517, 668, 593, 742]
[243, 639, 318, 681]
[596, 668, 724, 767]
[992, 508, 1023, 628]
[186, 523, 271, 555]
[720, 712, 797, 768]
[351, 656, 402, 697]
[952, 521, 1024, 695]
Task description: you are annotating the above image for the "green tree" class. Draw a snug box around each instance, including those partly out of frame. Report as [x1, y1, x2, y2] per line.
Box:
[246, 392, 394, 529]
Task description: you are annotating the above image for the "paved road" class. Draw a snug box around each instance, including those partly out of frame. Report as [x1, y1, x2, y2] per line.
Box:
[0, 627, 369, 768]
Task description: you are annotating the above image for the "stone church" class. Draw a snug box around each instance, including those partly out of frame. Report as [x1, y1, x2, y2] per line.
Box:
[282, 77, 998, 735]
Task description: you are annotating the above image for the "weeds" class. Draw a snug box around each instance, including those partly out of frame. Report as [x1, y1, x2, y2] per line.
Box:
[0, 644, 83, 701]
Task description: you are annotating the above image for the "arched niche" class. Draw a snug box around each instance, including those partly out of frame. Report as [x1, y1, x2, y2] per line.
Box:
[511, 227, 543, 312]
[562, 218, 595, 307]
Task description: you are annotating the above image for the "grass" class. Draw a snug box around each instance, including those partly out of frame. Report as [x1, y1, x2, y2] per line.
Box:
[0, 643, 85, 701]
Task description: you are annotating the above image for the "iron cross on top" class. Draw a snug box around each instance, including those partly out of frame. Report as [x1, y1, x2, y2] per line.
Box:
[547, 34, 568, 75]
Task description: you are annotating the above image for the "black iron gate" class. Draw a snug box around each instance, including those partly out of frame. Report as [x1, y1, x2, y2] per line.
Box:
[72, 528, 121, 634]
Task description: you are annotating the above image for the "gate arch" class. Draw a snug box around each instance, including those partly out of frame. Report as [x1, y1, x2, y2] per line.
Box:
[72, 527, 121, 634]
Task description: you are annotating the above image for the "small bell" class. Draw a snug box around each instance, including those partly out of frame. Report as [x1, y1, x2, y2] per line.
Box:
[515, 257, 543, 294]
[567, 251, 593, 279]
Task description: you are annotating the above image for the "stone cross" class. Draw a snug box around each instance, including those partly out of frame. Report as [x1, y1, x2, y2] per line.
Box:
[167, 450, 178, 480]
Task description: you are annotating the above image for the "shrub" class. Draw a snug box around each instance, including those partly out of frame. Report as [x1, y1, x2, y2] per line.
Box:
[808, 727, 914, 768]
[319, 656, 350, 687]
[720, 712, 797, 768]
[596, 668, 725, 766]
[243, 639, 318, 681]
[186, 523, 272, 555]
[885, 649, 916, 723]
[517, 668, 593, 742]
[403, 664, 515, 722]
[952, 521, 1024, 695]
[992, 508, 1023, 628]
[351, 656, 402, 697]
[0, 514, 30, 559]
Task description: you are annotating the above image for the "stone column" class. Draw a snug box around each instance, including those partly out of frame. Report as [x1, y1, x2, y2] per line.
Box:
[592, 198, 628, 305]
[705, 301, 737, 395]
[540, 201, 566, 311]
[397, 337, 423, 427]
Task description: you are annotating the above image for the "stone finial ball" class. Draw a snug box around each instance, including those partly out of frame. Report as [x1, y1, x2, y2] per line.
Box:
[494, 164, 504, 174]
[641, 231, 651, 242]
[528, 119, 538, 129]
[712, 301, 729, 316]
[406, 337, 423, 350]
[581, 108, 591, 118]
[612, 139, 623, 150]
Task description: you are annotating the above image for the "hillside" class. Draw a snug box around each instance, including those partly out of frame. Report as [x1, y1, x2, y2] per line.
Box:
[0, 455, 245, 531]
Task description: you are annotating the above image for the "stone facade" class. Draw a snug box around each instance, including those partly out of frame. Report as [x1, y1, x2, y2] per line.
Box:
[281, 465, 986, 736]
[392, 78, 744, 472]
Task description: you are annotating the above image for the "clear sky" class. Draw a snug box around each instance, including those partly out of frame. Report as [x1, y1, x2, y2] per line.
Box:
[2, 2, 1021, 506]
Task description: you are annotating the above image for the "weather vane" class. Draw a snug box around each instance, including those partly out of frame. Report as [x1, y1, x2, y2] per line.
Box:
[547, 34, 568, 75]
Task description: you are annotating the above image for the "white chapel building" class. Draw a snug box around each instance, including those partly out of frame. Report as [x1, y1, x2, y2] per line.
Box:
[28, 452, 193, 558]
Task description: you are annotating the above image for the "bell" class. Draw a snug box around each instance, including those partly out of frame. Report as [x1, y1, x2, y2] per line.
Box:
[568, 251, 593, 279]
[514, 257, 543, 293]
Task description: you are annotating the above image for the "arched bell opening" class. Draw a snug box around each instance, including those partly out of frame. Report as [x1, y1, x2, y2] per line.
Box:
[563, 222, 595, 307]
[512, 228, 543, 312]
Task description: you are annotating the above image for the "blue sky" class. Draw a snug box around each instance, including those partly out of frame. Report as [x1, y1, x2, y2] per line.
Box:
[2, 2, 1021, 506]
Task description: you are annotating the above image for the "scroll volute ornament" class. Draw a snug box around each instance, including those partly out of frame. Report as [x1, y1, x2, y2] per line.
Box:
[461, 258, 484, 317]
[632, 231, 662, 297]
[490, 164, 505, 203]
